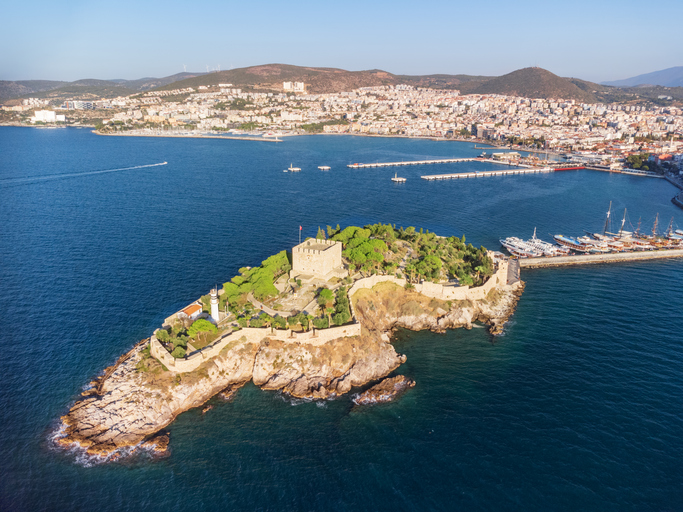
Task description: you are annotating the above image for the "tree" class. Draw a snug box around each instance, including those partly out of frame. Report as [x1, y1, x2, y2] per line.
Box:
[188, 318, 217, 338]
[171, 347, 186, 358]
[156, 329, 170, 343]
[316, 226, 326, 239]
[317, 288, 334, 308]
[272, 316, 287, 330]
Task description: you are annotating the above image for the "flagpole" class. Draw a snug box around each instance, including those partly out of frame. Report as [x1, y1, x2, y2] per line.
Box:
[299, 225, 302, 244]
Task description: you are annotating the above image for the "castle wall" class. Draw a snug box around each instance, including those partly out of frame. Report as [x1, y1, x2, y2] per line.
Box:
[348, 260, 509, 303]
[150, 258, 509, 374]
[151, 323, 361, 374]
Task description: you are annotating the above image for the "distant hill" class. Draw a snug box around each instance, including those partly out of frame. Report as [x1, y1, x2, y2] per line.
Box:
[5, 65, 681, 106]
[18, 80, 138, 101]
[603, 66, 683, 87]
[151, 64, 490, 94]
[457, 67, 599, 102]
[157, 64, 603, 102]
[0, 72, 205, 102]
[0, 80, 67, 101]
[112, 72, 206, 91]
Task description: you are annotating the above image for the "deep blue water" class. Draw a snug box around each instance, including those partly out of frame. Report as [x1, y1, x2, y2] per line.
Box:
[1, 127, 682, 511]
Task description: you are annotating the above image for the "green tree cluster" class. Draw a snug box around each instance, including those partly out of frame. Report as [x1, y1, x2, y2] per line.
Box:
[287, 313, 310, 331]
[333, 225, 391, 274]
[157, 327, 189, 358]
[396, 229, 493, 286]
[222, 250, 291, 308]
[300, 119, 349, 133]
[626, 153, 650, 170]
[332, 287, 352, 326]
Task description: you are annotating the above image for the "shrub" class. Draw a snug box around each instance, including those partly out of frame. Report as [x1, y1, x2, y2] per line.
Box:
[156, 329, 170, 343]
[272, 316, 287, 329]
[171, 346, 186, 358]
[312, 317, 329, 329]
[172, 336, 188, 350]
[333, 312, 351, 326]
[249, 315, 265, 328]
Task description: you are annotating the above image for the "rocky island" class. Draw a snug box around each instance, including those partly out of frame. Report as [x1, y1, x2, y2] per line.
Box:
[56, 224, 523, 460]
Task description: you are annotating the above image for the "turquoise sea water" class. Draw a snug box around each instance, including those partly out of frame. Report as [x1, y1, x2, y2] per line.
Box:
[1, 127, 682, 511]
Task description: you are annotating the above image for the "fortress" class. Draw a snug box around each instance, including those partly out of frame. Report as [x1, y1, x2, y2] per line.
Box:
[291, 238, 348, 282]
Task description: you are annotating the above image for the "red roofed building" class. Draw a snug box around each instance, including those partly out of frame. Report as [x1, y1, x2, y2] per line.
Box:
[179, 303, 202, 321]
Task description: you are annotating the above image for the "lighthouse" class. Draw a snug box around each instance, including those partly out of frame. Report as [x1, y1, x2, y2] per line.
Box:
[210, 288, 220, 323]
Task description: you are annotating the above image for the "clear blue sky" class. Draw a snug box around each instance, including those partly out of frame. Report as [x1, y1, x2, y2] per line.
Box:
[2, 0, 681, 83]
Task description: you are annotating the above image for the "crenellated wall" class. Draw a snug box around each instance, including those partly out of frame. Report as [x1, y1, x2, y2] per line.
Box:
[151, 323, 362, 373]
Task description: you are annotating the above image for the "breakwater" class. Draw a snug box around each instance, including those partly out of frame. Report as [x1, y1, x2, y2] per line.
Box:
[519, 248, 683, 268]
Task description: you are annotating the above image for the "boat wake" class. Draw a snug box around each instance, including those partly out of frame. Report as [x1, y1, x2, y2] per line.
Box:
[0, 162, 168, 187]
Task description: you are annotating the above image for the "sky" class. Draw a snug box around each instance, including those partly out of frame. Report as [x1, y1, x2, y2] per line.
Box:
[2, 0, 681, 83]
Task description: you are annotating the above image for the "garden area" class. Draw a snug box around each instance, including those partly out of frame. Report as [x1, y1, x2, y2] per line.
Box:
[157, 318, 220, 358]
[321, 223, 494, 286]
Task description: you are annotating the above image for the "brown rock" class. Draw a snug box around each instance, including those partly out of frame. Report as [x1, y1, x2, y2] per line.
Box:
[141, 433, 170, 454]
[353, 375, 415, 405]
[218, 382, 246, 401]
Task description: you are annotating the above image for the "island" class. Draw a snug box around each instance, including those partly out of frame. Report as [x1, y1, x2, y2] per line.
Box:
[56, 224, 524, 460]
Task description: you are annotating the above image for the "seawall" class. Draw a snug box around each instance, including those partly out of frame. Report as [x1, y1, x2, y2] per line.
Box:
[519, 249, 683, 268]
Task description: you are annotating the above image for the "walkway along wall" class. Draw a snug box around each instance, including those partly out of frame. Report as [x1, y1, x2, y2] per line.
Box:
[151, 323, 362, 373]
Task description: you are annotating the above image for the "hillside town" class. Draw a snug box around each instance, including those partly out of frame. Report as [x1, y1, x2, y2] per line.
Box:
[3, 81, 683, 172]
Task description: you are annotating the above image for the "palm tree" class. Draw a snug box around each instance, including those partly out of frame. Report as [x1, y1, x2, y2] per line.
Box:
[325, 307, 335, 326]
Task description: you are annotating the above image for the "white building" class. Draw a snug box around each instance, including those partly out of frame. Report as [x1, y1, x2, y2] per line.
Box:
[30, 110, 65, 123]
[283, 82, 305, 92]
[280, 111, 304, 122]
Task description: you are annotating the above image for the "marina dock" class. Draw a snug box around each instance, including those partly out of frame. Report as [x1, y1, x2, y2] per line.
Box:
[519, 248, 683, 268]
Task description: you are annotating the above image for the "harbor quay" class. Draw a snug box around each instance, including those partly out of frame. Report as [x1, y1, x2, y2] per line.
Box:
[518, 248, 683, 268]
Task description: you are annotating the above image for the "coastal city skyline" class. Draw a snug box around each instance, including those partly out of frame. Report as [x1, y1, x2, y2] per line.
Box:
[2, 0, 682, 82]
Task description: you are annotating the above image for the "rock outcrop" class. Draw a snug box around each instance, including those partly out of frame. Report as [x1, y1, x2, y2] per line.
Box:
[352, 279, 524, 337]
[57, 331, 404, 459]
[353, 375, 415, 405]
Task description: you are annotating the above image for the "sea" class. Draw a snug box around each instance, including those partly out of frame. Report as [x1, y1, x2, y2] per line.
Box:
[1, 127, 682, 511]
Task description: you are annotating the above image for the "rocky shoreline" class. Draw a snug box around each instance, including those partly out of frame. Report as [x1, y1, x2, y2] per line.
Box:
[55, 279, 523, 461]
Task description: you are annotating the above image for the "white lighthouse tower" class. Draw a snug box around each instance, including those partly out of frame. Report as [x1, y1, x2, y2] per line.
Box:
[210, 287, 220, 324]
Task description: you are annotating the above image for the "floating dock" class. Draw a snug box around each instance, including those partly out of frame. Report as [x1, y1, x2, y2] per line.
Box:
[519, 248, 683, 268]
